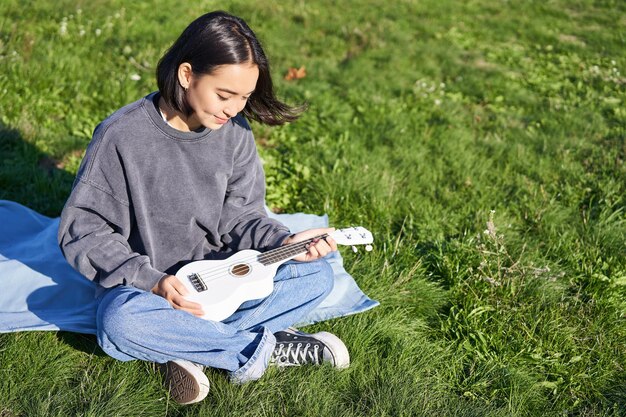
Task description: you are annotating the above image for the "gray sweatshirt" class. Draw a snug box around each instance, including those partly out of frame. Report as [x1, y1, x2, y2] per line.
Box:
[58, 92, 291, 292]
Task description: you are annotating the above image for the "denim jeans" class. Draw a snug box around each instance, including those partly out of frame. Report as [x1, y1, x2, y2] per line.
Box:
[95, 259, 334, 383]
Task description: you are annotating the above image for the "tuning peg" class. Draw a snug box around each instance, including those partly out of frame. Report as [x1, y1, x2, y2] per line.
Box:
[365, 245, 373, 252]
[351, 245, 358, 253]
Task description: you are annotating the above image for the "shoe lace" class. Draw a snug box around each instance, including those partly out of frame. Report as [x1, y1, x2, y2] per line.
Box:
[272, 342, 321, 366]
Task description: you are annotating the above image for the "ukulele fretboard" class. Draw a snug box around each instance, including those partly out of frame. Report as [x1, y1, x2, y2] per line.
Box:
[257, 234, 329, 266]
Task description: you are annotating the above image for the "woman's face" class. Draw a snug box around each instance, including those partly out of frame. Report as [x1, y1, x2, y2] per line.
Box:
[181, 62, 259, 131]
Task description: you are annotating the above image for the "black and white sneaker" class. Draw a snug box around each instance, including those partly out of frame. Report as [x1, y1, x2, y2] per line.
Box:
[162, 360, 210, 405]
[270, 328, 350, 369]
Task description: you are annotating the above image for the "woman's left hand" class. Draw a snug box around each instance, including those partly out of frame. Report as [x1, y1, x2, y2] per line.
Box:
[282, 227, 338, 262]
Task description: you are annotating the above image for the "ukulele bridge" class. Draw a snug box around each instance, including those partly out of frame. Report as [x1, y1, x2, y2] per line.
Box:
[188, 273, 207, 292]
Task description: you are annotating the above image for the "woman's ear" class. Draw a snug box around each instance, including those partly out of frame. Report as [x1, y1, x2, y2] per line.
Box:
[178, 62, 192, 90]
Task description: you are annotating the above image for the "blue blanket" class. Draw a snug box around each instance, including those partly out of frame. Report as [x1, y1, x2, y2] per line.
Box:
[0, 200, 378, 334]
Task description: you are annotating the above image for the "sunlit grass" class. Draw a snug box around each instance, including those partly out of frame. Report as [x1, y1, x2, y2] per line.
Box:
[1, 0, 625, 416]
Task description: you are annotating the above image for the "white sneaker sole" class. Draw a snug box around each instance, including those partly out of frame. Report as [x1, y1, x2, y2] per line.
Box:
[163, 360, 210, 405]
[311, 331, 351, 369]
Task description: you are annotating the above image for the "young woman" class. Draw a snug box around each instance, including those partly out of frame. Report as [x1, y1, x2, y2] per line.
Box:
[58, 11, 349, 405]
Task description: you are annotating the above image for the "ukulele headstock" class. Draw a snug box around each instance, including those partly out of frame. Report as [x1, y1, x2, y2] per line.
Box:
[330, 227, 374, 252]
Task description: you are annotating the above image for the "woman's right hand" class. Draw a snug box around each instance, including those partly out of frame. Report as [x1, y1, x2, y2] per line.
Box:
[151, 274, 205, 317]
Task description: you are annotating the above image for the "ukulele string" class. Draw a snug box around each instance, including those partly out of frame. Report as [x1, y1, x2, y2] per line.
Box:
[192, 243, 309, 284]
[193, 237, 313, 275]
[191, 234, 329, 283]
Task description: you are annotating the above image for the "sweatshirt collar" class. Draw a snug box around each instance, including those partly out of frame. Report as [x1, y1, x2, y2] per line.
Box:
[144, 92, 212, 141]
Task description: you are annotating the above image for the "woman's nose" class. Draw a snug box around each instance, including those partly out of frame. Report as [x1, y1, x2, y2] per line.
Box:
[223, 105, 238, 118]
[228, 101, 247, 117]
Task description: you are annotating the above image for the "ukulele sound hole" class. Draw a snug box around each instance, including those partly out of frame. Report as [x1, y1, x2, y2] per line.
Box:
[230, 263, 251, 277]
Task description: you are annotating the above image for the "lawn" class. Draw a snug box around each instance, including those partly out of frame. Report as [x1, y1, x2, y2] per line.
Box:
[1, 0, 625, 416]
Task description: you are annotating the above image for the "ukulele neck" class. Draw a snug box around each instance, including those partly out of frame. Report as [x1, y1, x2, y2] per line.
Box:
[257, 234, 328, 266]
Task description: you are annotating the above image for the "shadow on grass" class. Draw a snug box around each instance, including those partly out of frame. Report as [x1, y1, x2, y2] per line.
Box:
[0, 121, 75, 216]
[56, 332, 106, 357]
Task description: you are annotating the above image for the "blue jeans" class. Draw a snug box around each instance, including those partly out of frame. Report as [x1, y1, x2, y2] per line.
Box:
[95, 259, 334, 383]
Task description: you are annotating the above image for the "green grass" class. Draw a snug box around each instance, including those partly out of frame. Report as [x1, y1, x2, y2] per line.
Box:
[1, 0, 625, 416]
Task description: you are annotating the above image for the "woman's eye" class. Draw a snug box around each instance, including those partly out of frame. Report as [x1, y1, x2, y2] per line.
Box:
[217, 95, 229, 101]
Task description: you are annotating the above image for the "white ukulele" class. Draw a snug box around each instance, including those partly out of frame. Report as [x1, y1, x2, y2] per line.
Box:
[176, 227, 373, 322]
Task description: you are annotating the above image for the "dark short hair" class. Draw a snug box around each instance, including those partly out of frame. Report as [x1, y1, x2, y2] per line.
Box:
[157, 11, 304, 125]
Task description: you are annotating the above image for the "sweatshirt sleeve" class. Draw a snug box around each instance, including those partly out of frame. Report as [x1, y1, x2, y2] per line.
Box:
[218, 126, 291, 251]
[57, 118, 167, 292]
[58, 180, 167, 291]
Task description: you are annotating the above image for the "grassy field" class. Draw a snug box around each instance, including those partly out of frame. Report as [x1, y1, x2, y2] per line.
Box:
[1, 0, 625, 416]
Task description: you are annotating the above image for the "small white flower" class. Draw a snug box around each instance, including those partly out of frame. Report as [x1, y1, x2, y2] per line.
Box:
[434, 99, 442, 106]
[79, 29, 86, 37]
[130, 74, 141, 81]
[95, 28, 102, 36]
